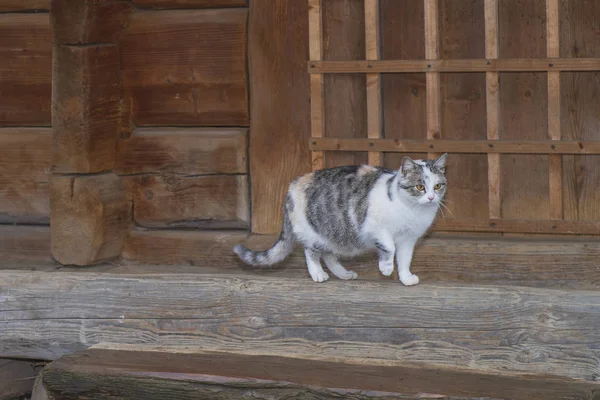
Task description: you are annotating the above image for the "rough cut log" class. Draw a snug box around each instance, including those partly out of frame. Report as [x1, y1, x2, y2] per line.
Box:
[120, 8, 248, 126]
[0, 225, 53, 267]
[120, 230, 600, 289]
[40, 346, 600, 400]
[50, 0, 132, 45]
[52, 45, 121, 173]
[0, 14, 51, 126]
[50, 174, 129, 266]
[2, 270, 600, 388]
[0, 0, 49, 11]
[125, 174, 249, 229]
[116, 128, 247, 175]
[133, 0, 246, 9]
[0, 359, 39, 400]
[0, 128, 51, 224]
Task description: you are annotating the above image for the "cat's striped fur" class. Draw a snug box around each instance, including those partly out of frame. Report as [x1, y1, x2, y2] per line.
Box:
[234, 154, 448, 285]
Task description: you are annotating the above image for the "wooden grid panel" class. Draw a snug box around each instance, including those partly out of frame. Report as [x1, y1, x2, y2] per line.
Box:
[307, 0, 600, 235]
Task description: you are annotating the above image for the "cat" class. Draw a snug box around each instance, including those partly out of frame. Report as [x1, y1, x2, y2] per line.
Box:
[233, 153, 447, 286]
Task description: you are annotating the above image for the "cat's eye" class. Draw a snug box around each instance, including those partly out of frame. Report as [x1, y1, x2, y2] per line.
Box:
[415, 184, 425, 191]
[434, 184, 443, 190]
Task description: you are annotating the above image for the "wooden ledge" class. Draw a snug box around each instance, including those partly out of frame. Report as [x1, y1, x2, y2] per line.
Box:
[41, 345, 600, 400]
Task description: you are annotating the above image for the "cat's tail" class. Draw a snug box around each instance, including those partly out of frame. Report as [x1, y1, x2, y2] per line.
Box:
[233, 208, 295, 267]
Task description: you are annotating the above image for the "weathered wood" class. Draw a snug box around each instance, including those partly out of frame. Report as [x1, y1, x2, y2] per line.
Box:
[0, 14, 51, 126]
[434, 217, 600, 235]
[40, 346, 600, 400]
[121, 8, 248, 126]
[31, 373, 50, 400]
[119, 229, 600, 289]
[0, 226, 53, 267]
[52, 45, 121, 173]
[125, 174, 249, 229]
[249, 0, 311, 233]
[547, 0, 562, 220]
[0, 359, 38, 400]
[365, 0, 382, 166]
[2, 271, 600, 387]
[132, 0, 247, 9]
[50, 0, 132, 45]
[310, 138, 600, 154]
[424, 0, 440, 157]
[50, 173, 129, 266]
[0, 128, 51, 224]
[0, 0, 48, 11]
[116, 128, 247, 175]
[308, 0, 324, 171]
[485, 0, 500, 219]
[308, 58, 600, 73]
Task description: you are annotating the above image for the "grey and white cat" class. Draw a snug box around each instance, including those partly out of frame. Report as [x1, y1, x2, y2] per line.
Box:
[233, 154, 448, 286]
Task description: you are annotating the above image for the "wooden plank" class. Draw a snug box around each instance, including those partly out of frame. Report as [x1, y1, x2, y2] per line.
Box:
[547, 0, 562, 220]
[119, 230, 600, 289]
[0, 359, 38, 400]
[499, 0, 548, 221]
[485, 0, 500, 219]
[40, 346, 600, 400]
[50, 0, 132, 45]
[308, 0, 324, 170]
[0, 225, 52, 266]
[52, 45, 121, 173]
[116, 128, 247, 175]
[0, 14, 51, 126]
[434, 218, 600, 235]
[125, 174, 249, 229]
[0, 0, 48, 11]
[365, 0, 382, 166]
[322, 0, 366, 168]
[380, 0, 426, 169]
[121, 8, 248, 126]
[0, 128, 51, 224]
[50, 173, 129, 266]
[424, 0, 440, 156]
[3, 271, 600, 386]
[308, 58, 600, 73]
[309, 138, 600, 154]
[560, 1, 600, 223]
[249, 0, 311, 234]
[132, 0, 247, 9]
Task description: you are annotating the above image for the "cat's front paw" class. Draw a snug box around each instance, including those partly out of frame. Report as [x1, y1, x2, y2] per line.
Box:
[400, 273, 419, 286]
[310, 269, 330, 283]
[338, 270, 358, 280]
[379, 263, 394, 276]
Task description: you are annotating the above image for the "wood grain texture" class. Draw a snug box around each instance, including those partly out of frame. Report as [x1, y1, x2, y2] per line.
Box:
[116, 128, 247, 175]
[248, 0, 311, 233]
[41, 347, 600, 400]
[125, 174, 249, 229]
[424, 0, 440, 154]
[0, 128, 51, 224]
[560, 0, 600, 222]
[0, 359, 38, 400]
[119, 230, 600, 289]
[132, 0, 247, 9]
[365, 0, 382, 166]
[52, 45, 121, 173]
[0, 225, 52, 267]
[381, 0, 426, 169]
[50, 0, 132, 45]
[323, 0, 367, 168]
[51, 173, 129, 266]
[499, 0, 549, 220]
[121, 8, 248, 126]
[485, 0, 500, 219]
[3, 271, 600, 386]
[0, 0, 48, 11]
[308, 0, 324, 170]
[0, 14, 51, 126]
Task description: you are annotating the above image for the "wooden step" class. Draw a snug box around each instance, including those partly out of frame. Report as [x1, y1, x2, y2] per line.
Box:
[39, 344, 600, 400]
[2, 270, 599, 387]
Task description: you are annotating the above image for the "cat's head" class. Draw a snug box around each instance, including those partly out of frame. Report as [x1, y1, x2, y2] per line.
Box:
[398, 153, 447, 206]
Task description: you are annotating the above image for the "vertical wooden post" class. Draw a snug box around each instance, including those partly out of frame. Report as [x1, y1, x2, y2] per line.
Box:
[50, 0, 131, 265]
[546, 0, 562, 220]
[308, 0, 325, 171]
[365, 0, 382, 166]
[424, 0, 440, 160]
[485, 0, 501, 219]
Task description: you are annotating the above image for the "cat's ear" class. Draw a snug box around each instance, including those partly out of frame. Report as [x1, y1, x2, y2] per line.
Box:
[401, 156, 417, 176]
[433, 153, 447, 173]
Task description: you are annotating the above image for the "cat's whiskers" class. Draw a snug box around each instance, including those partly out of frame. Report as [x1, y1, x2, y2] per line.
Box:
[439, 200, 455, 218]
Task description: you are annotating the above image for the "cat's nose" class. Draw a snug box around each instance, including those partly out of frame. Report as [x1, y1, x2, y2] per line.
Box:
[428, 196, 434, 201]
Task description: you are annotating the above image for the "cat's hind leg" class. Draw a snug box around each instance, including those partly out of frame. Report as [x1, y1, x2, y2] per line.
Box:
[304, 248, 329, 282]
[323, 254, 358, 280]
